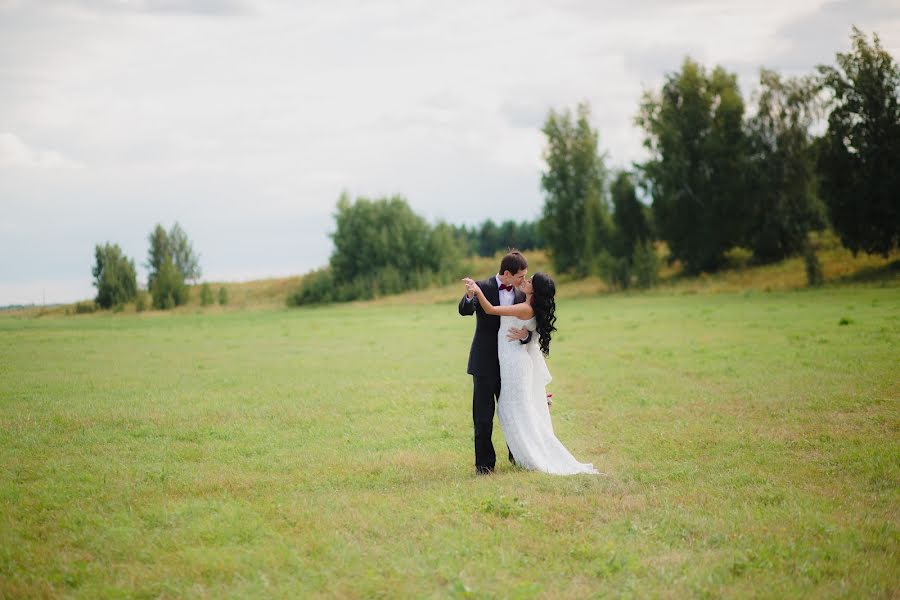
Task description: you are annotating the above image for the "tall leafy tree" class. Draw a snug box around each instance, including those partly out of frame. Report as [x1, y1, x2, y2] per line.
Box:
[146, 224, 169, 291]
[169, 223, 202, 283]
[817, 27, 900, 256]
[146, 222, 202, 290]
[540, 102, 609, 275]
[636, 58, 750, 273]
[745, 69, 825, 262]
[145, 222, 199, 309]
[92, 242, 138, 309]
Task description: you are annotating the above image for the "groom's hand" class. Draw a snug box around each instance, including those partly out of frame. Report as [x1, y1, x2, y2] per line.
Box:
[461, 277, 476, 299]
[506, 326, 529, 341]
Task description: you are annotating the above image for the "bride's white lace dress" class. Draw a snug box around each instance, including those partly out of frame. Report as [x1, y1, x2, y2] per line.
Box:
[497, 316, 599, 475]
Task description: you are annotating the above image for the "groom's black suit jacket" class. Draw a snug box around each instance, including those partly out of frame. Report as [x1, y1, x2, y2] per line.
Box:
[459, 276, 527, 378]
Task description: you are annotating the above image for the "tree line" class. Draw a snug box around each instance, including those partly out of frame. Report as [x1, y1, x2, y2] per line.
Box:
[540, 27, 897, 286]
[448, 220, 544, 257]
[87, 28, 895, 310]
[90, 223, 226, 311]
[289, 28, 897, 304]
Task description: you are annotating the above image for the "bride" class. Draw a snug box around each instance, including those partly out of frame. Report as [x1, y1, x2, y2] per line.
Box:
[462, 273, 600, 475]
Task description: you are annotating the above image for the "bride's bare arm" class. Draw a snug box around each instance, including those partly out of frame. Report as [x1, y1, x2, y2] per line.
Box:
[461, 278, 534, 319]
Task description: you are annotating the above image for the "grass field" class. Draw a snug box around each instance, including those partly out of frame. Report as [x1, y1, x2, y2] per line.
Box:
[1, 278, 898, 598]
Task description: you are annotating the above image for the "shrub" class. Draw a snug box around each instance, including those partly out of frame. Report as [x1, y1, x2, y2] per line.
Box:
[135, 292, 149, 312]
[150, 256, 188, 310]
[287, 268, 333, 306]
[595, 241, 659, 290]
[804, 243, 824, 287]
[75, 301, 96, 314]
[218, 286, 228, 306]
[723, 246, 753, 270]
[596, 251, 630, 290]
[200, 283, 214, 306]
[632, 240, 660, 289]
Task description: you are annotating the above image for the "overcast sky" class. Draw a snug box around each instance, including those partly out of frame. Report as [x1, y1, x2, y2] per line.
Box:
[2, 0, 898, 305]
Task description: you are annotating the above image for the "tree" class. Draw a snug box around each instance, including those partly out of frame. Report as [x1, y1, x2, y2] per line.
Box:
[596, 171, 658, 290]
[150, 255, 188, 310]
[636, 58, 751, 273]
[478, 219, 501, 257]
[146, 222, 201, 289]
[428, 222, 462, 276]
[540, 102, 610, 275]
[290, 193, 463, 305]
[145, 222, 200, 310]
[498, 220, 518, 250]
[146, 224, 168, 291]
[817, 27, 900, 256]
[445, 219, 544, 258]
[200, 282, 214, 306]
[610, 171, 652, 258]
[92, 242, 138, 309]
[448, 224, 478, 256]
[169, 223, 201, 283]
[330, 193, 439, 282]
[516, 220, 545, 251]
[745, 69, 825, 262]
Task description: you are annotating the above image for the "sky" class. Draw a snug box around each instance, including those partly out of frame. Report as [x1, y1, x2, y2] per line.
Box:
[1, 0, 898, 305]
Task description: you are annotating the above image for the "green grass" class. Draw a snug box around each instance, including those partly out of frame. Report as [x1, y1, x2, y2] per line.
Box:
[1, 286, 898, 597]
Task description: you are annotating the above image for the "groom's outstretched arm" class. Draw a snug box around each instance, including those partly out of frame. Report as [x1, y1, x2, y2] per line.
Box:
[459, 293, 476, 316]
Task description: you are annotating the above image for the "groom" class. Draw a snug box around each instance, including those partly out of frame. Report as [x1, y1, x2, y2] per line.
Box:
[459, 250, 532, 475]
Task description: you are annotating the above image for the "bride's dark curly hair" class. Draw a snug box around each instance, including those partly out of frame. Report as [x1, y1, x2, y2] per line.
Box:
[531, 272, 557, 356]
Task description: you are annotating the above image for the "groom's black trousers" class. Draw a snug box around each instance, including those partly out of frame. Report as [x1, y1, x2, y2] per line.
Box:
[472, 375, 514, 473]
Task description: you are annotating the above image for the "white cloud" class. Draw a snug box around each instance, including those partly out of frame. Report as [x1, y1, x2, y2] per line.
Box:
[34, 0, 254, 16]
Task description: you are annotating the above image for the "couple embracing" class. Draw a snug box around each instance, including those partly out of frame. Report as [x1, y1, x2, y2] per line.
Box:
[459, 250, 599, 476]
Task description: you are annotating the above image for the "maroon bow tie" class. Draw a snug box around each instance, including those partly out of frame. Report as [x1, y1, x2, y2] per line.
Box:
[499, 284, 514, 292]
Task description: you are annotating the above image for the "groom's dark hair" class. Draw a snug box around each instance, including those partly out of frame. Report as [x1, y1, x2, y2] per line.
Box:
[499, 249, 527, 275]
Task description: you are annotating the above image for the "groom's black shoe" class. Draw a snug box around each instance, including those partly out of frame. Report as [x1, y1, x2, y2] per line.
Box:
[475, 465, 495, 475]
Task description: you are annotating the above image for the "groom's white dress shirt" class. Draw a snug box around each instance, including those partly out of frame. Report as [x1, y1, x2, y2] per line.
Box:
[496, 275, 514, 306]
